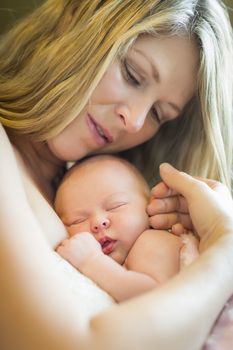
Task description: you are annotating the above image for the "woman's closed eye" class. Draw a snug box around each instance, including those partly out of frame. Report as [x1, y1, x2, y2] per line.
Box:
[122, 59, 161, 124]
[150, 106, 161, 124]
[122, 59, 141, 87]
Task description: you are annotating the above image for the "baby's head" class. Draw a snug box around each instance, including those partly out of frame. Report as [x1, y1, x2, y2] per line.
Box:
[55, 155, 150, 264]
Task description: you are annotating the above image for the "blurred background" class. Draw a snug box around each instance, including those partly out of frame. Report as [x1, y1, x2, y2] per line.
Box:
[0, 0, 232, 35]
[0, 0, 44, 35]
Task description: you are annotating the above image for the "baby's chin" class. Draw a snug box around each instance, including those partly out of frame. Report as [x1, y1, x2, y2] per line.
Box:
[110, 250, 127, 266]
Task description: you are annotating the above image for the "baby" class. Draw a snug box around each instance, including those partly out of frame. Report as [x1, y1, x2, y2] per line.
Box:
[55, 155, 199, 302]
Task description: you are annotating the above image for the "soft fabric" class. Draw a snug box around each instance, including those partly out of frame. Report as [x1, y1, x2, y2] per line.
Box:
[203, 295, 233, 350]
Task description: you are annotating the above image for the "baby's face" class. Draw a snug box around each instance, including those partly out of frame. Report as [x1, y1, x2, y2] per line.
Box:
[55, 156, 149, 265]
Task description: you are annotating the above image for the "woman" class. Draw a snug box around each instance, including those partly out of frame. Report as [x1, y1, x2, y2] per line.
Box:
[0, 0, 232, 349]
[1, 0, 232, 189]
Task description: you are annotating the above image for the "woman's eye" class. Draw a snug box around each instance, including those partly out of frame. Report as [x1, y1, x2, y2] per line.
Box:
[151, 106, 161, 124]
[122, 60, 140, 86]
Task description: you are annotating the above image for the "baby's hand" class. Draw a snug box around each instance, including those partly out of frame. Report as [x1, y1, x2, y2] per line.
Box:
[56, 232, 102, 271]
[179, 231, 199, 269]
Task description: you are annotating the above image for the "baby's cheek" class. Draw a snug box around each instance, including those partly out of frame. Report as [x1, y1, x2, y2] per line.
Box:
[136, 210, 150, 231]
[123, 209, 149, 231]
[66, 224, 84, 237]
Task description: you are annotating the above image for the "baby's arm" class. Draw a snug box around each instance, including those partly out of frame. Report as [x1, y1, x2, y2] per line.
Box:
[57, 232, 158, 302]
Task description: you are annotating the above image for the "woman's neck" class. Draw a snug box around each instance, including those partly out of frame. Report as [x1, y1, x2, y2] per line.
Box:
[7, 130, 66, 203]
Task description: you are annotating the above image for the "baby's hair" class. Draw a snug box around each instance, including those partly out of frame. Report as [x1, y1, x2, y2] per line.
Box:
[59, 154, 150, 199]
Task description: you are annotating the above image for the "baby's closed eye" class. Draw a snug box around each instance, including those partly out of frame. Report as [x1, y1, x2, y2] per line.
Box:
[67, 217, 87, 226]
[106, 202, 128, 211]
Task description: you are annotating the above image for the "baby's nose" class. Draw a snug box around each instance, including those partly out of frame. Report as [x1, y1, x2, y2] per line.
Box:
[91, 218, 110, 233]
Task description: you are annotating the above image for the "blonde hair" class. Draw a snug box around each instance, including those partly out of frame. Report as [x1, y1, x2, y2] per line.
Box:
[0, 0, 232, 188]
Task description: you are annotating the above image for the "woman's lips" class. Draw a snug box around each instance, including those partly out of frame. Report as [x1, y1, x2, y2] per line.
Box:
[87, 114, 113, 146]
[99, 236, 116, 255]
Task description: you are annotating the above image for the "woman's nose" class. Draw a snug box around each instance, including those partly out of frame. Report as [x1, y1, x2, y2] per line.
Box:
[115, 103, 149, 133]
[91, 217, 110, 233]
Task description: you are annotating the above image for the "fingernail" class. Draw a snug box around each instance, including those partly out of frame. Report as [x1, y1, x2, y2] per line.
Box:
[160, 163, 174, 173]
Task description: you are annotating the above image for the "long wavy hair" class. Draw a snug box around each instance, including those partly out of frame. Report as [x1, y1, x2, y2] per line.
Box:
[0, 0, 232, 188]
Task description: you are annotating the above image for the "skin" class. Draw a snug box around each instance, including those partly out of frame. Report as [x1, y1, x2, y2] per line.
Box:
[47, 34, 198, 164]
[10, 34, 198, 205]
[55, 156, 150, 265]
[148, 181, 193, 230]
[2, 122, 233, 349]
[6, 33, 233, 350]
[55, 155, 199, 302]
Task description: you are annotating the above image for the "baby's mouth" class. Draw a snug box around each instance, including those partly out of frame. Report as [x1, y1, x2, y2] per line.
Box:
[99, 236, 116, 255]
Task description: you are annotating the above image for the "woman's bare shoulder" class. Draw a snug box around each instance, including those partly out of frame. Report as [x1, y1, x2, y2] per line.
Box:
[12, 141, 68, 249]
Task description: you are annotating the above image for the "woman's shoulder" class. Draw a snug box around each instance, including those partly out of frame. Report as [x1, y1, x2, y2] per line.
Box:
[12, 143, 68, 249]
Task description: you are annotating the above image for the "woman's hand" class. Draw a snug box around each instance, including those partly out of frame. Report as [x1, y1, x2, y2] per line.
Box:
[57, 232, 102, 271]
[148, 180, 193, 231]
[148, 163, 233, 252]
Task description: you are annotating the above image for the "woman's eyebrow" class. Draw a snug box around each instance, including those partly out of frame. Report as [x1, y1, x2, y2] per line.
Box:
[133, 48, 160, 83]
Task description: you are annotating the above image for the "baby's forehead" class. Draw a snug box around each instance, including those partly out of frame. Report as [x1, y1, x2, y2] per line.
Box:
[62, 155, 150, 195]
[70, 155, 139, 177]
[102, 191, 131, 202]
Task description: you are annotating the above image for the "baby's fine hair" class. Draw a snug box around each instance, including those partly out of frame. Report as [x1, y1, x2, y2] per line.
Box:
[60, 154, 150, 198]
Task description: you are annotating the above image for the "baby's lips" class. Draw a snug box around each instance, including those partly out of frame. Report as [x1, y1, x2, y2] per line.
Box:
[99, 236, 116, 255]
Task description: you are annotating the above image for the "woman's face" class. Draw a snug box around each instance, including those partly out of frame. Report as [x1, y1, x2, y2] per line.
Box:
[48, 34, 199, 161]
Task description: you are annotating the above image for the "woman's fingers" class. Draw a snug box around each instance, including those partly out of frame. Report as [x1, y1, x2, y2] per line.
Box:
[151, 181, 178, 198]
[158, 163, 233, 245]
[149, 212, 193, 230]
[171, 223, 190, 236]
[148, 163, 233, 242]
[147, 195, 188, 216]
[148, 167, 191, 230]
[158, 163, 215, 202]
